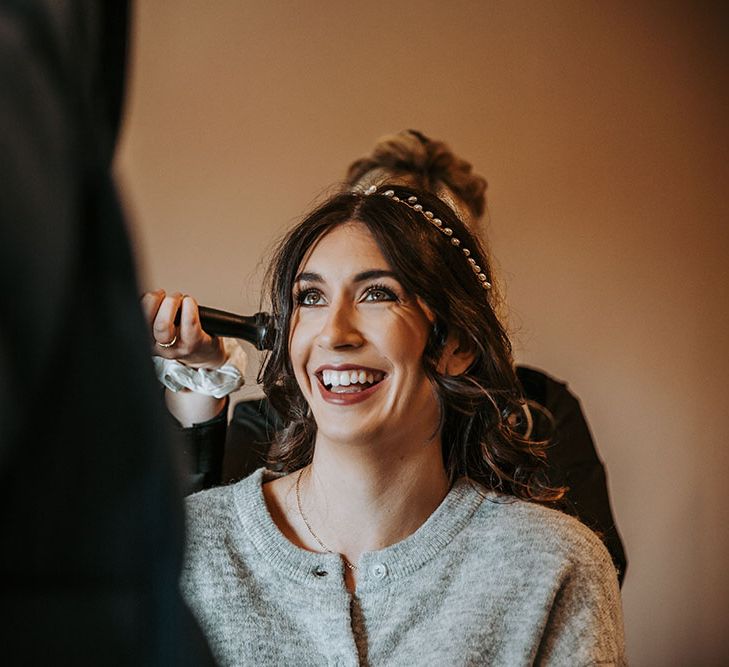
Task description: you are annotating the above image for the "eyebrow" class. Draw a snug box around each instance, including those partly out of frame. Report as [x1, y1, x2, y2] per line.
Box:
[293, 269, 398, 284]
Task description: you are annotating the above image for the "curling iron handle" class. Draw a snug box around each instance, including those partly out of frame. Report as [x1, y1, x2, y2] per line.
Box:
[174, 305, 275, 350]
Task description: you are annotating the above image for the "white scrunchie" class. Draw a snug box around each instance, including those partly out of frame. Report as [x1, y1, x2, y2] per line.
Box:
[153, 338, 247, 398]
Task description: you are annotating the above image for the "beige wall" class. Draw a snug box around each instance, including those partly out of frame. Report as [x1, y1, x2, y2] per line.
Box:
[116, 2, 729, 664]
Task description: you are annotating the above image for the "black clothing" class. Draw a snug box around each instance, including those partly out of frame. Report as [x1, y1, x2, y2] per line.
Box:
[0, 3, 214, 664]
[178, 366, 627, 585]
[516, 366, 626, 584]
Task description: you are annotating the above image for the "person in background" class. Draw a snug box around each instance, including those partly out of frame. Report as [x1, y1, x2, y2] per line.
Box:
[150, 130, 626, 584]
[0, 3, 214, 663]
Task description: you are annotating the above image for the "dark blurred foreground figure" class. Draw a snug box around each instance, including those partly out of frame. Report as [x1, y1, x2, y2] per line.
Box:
[0, 2, 214, 664]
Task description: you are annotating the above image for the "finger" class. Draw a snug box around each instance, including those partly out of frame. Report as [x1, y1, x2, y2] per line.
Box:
[177, 295, 226, 367]
[178, 295, 204, 347]
[153, 292, 184, 346]
[140, 289, 165, 328]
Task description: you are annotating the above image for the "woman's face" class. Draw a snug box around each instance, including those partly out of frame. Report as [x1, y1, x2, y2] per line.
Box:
[288, 221, 441, 450]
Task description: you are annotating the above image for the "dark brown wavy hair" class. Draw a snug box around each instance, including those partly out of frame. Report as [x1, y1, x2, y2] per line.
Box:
[260, 185, 563, 503]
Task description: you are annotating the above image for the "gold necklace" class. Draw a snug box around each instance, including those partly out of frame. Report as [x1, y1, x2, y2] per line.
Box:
[295, 469, 358, 571]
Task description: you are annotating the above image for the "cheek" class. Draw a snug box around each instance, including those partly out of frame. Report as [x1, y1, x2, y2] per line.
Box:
[288, 314, 318, 388]
[288, 314, 306, 372]
[385, 312, 432, 362]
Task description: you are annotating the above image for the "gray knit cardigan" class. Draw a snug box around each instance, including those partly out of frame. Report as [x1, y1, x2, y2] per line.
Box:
[181, 469, 626, 666]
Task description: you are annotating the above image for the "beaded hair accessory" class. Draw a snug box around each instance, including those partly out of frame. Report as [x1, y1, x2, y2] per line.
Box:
[364, 185, 492, 290]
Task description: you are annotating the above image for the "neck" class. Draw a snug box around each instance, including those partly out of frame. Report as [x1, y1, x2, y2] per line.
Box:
[299, 433, 450, 557]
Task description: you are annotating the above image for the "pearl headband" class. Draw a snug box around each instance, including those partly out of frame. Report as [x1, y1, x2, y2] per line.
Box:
[365, 185, 492, 290]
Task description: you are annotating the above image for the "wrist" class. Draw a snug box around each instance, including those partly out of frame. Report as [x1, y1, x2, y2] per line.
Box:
[165, 389, 226, 428]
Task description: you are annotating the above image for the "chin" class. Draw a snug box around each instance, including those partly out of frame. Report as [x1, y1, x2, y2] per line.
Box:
[312, 416, 388, 449]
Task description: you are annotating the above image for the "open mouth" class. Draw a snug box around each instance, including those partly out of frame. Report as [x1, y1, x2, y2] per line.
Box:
[317, 368, 386, 394]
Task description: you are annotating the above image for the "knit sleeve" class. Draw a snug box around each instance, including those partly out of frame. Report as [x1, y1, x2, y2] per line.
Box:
[535, 545, 626, 666]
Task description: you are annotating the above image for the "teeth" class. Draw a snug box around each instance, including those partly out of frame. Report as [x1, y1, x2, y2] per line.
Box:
[321, 369, 383, 387]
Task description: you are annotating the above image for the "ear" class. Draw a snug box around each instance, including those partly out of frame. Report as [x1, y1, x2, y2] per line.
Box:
[437, 333, 476, 376]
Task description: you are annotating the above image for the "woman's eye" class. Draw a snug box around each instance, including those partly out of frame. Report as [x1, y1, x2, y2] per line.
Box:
[363, 285, 397, 302]
[296, 289, 325, 306]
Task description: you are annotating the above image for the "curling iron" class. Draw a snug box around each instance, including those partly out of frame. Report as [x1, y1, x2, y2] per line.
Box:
[175, 306, 276, 350]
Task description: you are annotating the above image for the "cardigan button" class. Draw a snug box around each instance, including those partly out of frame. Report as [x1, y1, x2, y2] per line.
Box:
[370, 562, 388, 579]
[313, 566, 328, 577]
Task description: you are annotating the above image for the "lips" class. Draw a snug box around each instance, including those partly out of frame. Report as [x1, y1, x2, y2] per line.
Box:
[313, 364, 387, 405]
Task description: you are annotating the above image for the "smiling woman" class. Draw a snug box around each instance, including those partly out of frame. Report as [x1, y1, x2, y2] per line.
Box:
[173, 186, 626, 666]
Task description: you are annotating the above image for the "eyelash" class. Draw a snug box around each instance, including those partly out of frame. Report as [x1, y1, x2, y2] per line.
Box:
[294, 283, 400, 307]
[294, 288, 324, 307]
[363, 283, 399, 302]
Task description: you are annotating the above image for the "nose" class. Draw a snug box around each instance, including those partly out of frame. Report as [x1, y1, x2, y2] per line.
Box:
[316, 298, 364, 350]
